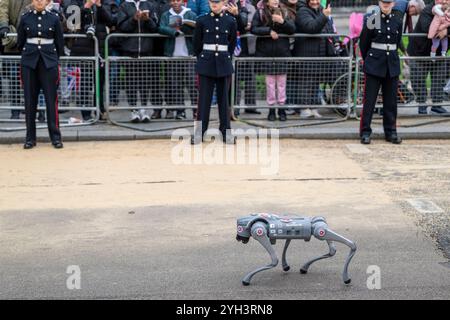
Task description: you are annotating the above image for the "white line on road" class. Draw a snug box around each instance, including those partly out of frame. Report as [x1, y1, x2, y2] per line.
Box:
[346, 144, 371, 154]
[406, 199, 444, 214]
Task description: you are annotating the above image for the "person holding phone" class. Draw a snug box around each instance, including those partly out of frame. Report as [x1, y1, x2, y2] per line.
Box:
[252, 0, 295, 121]
[117, 0, 159, 123]
[294, 0, 333, 119]
[17, 0, 65, 149]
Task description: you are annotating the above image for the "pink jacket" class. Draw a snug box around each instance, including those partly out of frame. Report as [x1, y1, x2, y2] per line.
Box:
[428, 4, 450, 39]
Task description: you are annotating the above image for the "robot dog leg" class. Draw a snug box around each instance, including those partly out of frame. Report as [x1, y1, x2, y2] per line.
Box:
[302, 218, 357, 284]
[281, 239, 291, 272]
[300, 240, 336, 274]
[241, 222, 278, 286]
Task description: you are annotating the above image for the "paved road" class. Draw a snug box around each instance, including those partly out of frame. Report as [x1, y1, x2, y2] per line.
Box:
[0, 140, 449, 299]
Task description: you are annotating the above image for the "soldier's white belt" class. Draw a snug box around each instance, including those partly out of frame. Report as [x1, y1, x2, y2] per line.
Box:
[371, 43, 397, 51]
[27, 38, 54, 45]
[203, 44, 228, 52]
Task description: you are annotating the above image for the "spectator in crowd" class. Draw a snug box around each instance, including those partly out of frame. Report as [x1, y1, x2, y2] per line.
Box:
[281, 0, 300, 115]
[428, 0, 450, 57]
[393, 0, 425, 32]
[117, 0, 159, 123]
[407, 0, 449, 114]
[252, 0, 295, 121]
[158, 0, 197, 119]
[294, 0, 333, 119]
[105, 0, 124, 108]
[187, 0, 210, 15]
[0, 0, 32, 120]
[232, 0, 259, 117]
[149, 0, 170, 120]
[225, 0, 260, 116]
[63, 0, 112, 121]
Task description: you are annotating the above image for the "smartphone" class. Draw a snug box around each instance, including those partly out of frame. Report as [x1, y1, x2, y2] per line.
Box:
[321, 0, 331, 8]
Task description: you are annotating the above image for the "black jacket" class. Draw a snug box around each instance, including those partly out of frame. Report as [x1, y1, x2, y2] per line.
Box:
[293, 4, 334, 57]
[117, 0, 159, 56]
[193, 12, 237, 78]
[63, 0, 112, 56]
[407, 3, 450, 56]
[251, 9, 295, 58]
[359, 10, 403, 78]
[17, 9, 65, 69]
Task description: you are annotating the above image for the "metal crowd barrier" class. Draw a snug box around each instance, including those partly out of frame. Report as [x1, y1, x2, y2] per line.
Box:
[232, 34, 353, 124]
[105, 33, 354, 127]
[0, 34, 100, 132]
[3, 30, 450, 135]
[104, 34, 197, 130]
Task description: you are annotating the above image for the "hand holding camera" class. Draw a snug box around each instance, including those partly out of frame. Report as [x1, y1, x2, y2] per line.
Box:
[0, 27, 9, 39]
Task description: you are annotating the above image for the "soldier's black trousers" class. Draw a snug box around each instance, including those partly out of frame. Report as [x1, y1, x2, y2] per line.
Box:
[360, 73, 398, 137]
[21, 59, 61, 143]
[196, 75, 231, 136]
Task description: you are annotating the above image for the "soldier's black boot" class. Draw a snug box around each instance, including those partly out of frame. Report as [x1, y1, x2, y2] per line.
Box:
[52, 141, 64, 149]
[385, 133, 402, 144]
[24, 140, 36, 149]
[360, 134, 371, 145]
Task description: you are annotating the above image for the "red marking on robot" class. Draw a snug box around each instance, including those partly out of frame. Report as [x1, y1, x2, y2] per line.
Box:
[237, 226, 244, 233]
[319, 230, 326, 237]
[256, 228, 264, 236]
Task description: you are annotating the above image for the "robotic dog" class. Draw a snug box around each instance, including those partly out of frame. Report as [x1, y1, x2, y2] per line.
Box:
[236, 214, 357, 286]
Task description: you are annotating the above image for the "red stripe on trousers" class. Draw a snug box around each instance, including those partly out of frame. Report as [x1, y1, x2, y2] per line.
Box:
[360, 73, 367, 136]
[195, 74, 200, 121]
[55, 66, 60, 128]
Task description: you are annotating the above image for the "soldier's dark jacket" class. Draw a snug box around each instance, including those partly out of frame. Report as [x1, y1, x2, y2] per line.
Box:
[359, 10, 403, 78]
[17, 9, 64, 70]
[193, 11, 237, 78]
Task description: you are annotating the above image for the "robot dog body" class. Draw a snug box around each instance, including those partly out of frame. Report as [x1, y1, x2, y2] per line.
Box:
[236, 213, 356, 286]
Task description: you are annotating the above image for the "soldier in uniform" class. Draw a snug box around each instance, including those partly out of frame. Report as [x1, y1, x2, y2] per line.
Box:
[192, 0, 237, 144]
[17, 0, 64, 149]
[359, 0, 403, 145]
